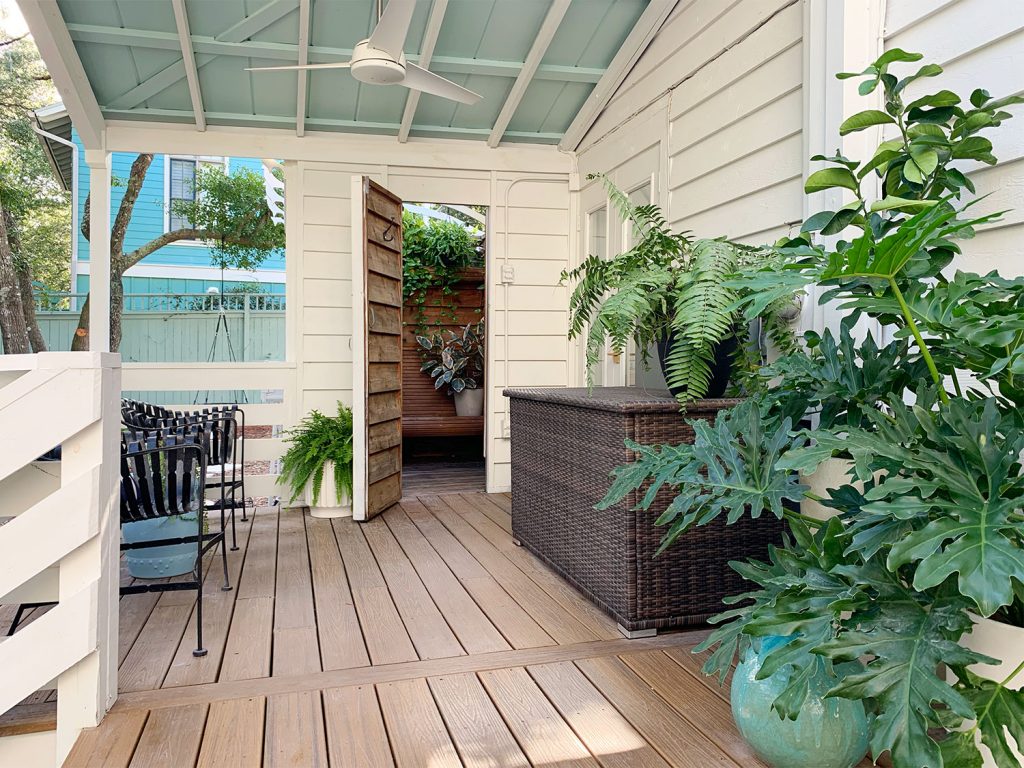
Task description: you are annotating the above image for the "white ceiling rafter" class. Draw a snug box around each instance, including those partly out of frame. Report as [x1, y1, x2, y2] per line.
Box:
[170, 0, 206, 131]
[18, 0, 105, 148]
[106, 0, 301, 111]
[398, 0, 448, 143]
[558, 0, 676, 152]
[295, 0, 311, 137]
[487, 0, 571, 148]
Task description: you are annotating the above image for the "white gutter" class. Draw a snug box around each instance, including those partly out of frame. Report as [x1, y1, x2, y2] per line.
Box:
[31, 123, 80, 310]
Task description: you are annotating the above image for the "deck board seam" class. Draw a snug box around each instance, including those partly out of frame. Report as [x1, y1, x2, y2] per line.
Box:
[109, 633, 707, 714]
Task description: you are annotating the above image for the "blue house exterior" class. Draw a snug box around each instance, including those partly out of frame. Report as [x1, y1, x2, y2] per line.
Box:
[37, 108, 285, 299]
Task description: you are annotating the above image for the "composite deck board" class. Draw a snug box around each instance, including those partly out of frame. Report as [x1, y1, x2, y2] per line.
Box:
[377, 678, 462, 768]
[423, 495, 599, 644]
[529, 660, 671, 768]
[402, 461, 486, 496]
[334, 516, 418, 665]
[322, 685, 395, 768]
[127, 703, 207, 768]
[195, 696, 265, 768]
[306, 516, 370, 671]
[450, 493, 618, 640]
[387, 503, 511, 654]
[575, 656, 740, 768]
[362, 515, 465, 660]
[69, 493, 761, 767]
[264, 690, 329, 768]
[428, 673, 530, 768]
[479, 666, 601, 768]
[402, 498, 555, 649]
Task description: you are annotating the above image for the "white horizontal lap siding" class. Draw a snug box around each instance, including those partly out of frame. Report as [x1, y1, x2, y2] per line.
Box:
[667, 0, 805, 243]
[884, 0, 1024, 276]
[490, 176, 571, 491]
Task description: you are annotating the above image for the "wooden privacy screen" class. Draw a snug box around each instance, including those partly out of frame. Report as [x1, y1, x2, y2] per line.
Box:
[353, 178, 403, 519]
[403, 266, 485, 438]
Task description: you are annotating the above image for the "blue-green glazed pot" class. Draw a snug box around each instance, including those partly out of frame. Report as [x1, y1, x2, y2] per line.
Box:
[122, 515, 197, 578]
[731, 635, 870, 768]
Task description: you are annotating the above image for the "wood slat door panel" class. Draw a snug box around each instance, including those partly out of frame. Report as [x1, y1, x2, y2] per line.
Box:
[353, 177, 404, 521]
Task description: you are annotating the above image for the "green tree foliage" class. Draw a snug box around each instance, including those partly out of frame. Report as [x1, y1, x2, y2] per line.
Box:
[0, 26, 68, 353]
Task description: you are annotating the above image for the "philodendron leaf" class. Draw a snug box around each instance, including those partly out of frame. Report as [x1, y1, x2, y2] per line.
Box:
[805, 167, 860, 194]
[820, 596, 986, 768]
[963, 674, 1024, 768]
[840, 109, 896, 135]
[937, 731, 983, 768]
[870, 195, 939, 213]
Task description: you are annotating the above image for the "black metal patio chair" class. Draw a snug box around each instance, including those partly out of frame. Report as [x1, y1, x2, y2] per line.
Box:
[119, 426, 229, 656]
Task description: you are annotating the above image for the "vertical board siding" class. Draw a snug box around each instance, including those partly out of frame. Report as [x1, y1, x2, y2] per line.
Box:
[293, 163, 571, 493]
[884, 0, 1024, 276]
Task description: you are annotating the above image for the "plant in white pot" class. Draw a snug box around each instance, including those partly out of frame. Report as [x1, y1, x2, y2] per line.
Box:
[418, 321, 485, 417]
[278, 403, 354, 518]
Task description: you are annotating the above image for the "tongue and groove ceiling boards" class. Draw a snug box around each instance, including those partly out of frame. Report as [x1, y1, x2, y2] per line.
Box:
[52, 0, 667, 146]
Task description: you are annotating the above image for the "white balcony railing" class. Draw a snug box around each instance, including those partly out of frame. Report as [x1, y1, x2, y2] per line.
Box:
[0, 352, 121, 766]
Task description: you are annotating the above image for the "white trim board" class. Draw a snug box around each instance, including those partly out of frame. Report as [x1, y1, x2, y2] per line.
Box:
[76, 261, 284, 283]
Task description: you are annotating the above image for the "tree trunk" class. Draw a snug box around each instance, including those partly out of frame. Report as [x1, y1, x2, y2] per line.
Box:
[0, 199, 30, 354]
[4, 210, 48, 352]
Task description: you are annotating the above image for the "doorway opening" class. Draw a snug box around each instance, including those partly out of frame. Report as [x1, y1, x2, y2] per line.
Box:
[400, 202, 487, 496]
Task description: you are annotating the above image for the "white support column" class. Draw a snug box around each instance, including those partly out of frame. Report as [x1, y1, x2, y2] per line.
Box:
[85, 151, 112, 353]
[53, 353, 121, 765]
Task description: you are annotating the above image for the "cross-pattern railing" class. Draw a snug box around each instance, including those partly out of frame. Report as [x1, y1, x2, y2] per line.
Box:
[0, 352, 121, 766]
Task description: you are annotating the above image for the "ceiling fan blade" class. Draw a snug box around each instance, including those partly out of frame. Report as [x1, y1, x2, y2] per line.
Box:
[402, 63, 482, 105]
[247, 61, 351, 72]
[366, 0, 416, 60]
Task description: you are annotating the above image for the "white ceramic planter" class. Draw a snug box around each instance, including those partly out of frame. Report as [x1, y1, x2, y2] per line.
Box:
[955, 615, 1024, 766]
[454, 387, 484, 417]
[305, 460, 353, 519]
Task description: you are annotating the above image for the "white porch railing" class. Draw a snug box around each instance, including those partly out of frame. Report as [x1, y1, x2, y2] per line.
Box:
[0, 352, 121, 766]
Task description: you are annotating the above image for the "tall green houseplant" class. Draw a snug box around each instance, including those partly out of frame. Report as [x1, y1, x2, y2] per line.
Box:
[601, 50, 1024, 768]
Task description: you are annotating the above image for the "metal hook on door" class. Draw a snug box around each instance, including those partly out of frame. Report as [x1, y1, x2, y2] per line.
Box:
[382, 216, 396, 242]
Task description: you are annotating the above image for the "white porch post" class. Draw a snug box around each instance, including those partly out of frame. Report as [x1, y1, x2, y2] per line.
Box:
[84, 150, 112, 353]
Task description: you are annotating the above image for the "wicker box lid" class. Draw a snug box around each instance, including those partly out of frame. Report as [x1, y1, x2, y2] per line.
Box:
[502, 386, 739, 415]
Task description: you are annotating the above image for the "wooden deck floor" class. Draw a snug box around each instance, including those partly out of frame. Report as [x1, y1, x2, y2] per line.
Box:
[65, 493, 769, 768]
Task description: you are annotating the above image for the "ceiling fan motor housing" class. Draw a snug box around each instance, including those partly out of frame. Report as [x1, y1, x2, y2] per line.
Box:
[350, 40, 407, 85]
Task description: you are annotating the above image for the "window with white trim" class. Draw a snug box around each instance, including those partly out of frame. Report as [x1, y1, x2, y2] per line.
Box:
[166, 155, 227, 232]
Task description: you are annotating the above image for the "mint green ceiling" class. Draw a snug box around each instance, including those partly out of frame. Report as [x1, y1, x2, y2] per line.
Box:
[56, 0, 649, 143]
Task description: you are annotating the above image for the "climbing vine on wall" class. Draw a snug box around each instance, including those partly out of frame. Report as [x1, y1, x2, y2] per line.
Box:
[402, 208, 484, 337]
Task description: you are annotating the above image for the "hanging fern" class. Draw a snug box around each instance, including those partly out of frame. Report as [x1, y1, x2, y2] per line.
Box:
[563, 173, 798, 405]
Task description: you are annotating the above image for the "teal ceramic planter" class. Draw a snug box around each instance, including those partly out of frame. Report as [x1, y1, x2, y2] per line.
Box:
[731, 636, 870, 768]
[122, 515, 197, 578]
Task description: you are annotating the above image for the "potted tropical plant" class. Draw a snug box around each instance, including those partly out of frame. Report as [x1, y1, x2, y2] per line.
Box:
[599, 51, 1024, 768]
[278, 403, 354, 518]
[562, 177, 798, 405]
[418, 320, 485, 416]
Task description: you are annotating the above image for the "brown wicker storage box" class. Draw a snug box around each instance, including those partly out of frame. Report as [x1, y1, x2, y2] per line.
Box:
[504, 386, 785, 635]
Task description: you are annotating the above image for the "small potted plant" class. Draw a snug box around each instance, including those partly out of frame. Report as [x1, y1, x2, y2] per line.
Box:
[278, 403, 354, 518]
[418, 321, 485, 416]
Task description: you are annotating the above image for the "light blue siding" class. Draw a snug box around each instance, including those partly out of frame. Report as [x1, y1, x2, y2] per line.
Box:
[72, 128, 285, 292]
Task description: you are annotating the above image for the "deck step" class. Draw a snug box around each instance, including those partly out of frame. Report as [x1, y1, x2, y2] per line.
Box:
[0, 701, 56, 738]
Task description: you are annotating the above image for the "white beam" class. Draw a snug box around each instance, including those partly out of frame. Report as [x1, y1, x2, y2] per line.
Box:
[557, 0, 676, 152]
[18, 0, 105, 149]
[398, 0, 448, 143]
[295, 0, 311, 137]
[84, 150, 112, 352]
[170, 0, 206, 131]
[487, 0, 571, 148]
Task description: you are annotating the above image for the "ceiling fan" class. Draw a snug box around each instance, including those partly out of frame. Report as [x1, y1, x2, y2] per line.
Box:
[246, 0, 482, 105]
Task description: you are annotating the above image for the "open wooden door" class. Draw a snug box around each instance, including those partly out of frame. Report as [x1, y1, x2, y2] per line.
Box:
[352, 177, 403, 521]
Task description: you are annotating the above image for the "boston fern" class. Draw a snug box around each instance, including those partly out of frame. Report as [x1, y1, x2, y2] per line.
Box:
[278, 403, 354, 507]
[561, 174, 795, 405]
[599, 51, 1024, 768]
